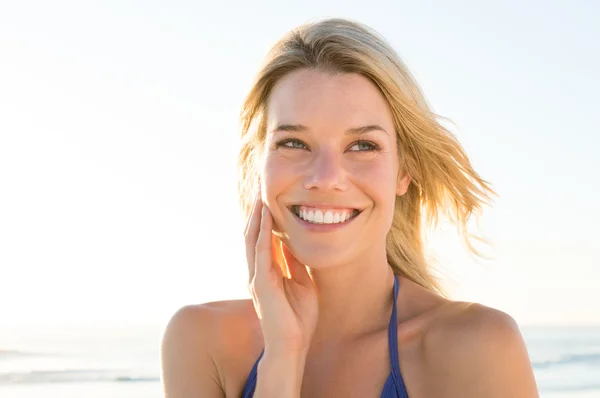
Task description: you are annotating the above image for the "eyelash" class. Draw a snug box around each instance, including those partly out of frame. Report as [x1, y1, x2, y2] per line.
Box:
[275, 138, 381, 152]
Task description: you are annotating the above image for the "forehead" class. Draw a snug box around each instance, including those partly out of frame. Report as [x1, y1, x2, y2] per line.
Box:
[266, 69, 394, 130]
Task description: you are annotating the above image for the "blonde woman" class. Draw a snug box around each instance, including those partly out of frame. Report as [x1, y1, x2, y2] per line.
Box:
[161, 18, 539, 398]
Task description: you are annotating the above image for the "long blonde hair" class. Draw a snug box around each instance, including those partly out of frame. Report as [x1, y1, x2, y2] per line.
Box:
[238, 18, 495, 295]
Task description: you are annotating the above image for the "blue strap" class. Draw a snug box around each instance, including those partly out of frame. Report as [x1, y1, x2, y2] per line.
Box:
[240, 274, 409, 398]
[388, 274, 409, 398]
[241, 349, 263, 398]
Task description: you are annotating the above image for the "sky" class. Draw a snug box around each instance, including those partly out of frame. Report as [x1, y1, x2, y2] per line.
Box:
[0, 0, 598, 330]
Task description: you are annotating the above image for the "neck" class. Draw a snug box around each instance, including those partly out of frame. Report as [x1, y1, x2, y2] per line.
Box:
[307, 246, 396, 346]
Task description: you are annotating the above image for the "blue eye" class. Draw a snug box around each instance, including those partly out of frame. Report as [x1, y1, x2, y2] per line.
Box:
[349, 140, 380, 152]
[276, 139, 307, 149]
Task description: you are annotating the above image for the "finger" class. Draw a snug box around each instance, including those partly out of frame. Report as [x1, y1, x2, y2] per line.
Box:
[271, 234, 287, 279]
[281, 243, 312, 286]
[245, 198, 263, 283]
[244, 187, 261, 237]
[254, 205, 274, 283]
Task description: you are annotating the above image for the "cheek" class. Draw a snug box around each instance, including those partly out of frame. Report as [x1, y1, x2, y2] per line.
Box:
[262, 152, 309, 188]
[262, 155, 294, 194]
[349, 159, 398, 197]
[351, 160, 398, 231]
[260, 155, 299, 229]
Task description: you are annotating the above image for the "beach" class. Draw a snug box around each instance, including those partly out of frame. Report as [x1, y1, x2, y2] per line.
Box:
[1, 324, 598, 397]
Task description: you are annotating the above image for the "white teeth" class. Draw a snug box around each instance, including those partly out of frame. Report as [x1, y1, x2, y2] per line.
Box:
[293, 206, 356, 225]
[314, 210, 324, 223]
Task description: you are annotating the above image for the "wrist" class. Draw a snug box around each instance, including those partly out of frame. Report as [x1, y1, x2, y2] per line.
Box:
[264, 341, 310, 357]
[255, 349, 307, 398]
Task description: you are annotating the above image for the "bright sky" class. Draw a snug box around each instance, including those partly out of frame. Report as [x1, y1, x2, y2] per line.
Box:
[1, 1, 598, 329]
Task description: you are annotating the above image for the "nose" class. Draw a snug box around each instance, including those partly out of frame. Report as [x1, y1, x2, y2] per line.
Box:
[303, 148, 348, 192]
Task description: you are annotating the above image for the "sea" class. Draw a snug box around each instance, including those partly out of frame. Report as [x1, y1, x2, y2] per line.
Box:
[0, 324, 598, 397]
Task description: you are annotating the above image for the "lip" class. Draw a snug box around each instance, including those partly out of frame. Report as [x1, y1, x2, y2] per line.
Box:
[287, 206, 361, 232]
[287, 202, 362, 212]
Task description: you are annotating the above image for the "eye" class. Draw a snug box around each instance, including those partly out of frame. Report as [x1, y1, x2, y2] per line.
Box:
[276, 139, 308, 150]
[348, 140, 381, 152]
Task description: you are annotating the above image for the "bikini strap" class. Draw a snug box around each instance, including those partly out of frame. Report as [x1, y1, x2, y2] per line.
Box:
[388, 274, 409, 398]
[241, 349, 264, 398]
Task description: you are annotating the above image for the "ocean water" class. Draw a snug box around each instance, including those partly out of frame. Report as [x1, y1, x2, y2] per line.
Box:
[0, 324, 598, 397]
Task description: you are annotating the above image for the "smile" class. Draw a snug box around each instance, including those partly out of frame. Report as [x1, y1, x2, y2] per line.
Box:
[289, 205, 360, 225]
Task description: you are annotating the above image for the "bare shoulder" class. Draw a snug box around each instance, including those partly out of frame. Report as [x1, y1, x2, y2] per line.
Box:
[162, 299, 259, 349]
[422, 301, 539, 397]
[160, 299, 262, 398]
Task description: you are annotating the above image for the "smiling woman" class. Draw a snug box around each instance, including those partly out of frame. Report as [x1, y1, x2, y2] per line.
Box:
[260, 70, 411, 273]
[160, 17, 539, 398]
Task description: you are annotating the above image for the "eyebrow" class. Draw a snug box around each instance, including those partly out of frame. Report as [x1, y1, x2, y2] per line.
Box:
[271, 124, 389, 136]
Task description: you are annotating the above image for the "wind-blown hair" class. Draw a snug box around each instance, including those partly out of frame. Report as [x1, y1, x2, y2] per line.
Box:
[238, 18, 495, 294]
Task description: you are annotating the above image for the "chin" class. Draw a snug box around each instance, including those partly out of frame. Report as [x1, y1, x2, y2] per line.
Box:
[283, 239, 355, 270]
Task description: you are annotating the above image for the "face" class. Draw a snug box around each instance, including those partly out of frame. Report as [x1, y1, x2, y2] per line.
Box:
[259, 69, 410, 269]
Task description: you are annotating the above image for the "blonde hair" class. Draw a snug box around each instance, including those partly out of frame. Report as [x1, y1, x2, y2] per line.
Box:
[238, 18, 495, 295]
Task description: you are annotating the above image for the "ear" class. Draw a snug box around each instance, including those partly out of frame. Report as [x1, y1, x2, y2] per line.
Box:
[396, 170, 411, 196]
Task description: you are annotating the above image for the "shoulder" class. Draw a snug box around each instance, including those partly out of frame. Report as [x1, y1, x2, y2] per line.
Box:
[161, 299, 261, 397]
[161, 299, 259, 353]
[163, 299, 258, 339]
[422, 302, 539, 397]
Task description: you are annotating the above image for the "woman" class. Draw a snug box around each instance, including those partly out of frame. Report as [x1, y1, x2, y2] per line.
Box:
[161, 18, 539, 397]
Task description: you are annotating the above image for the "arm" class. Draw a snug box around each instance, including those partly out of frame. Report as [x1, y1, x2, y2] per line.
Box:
[161, 305, 225, 398]
[425, 304, 539, 398]
[243, 197, 317, 397]
[254, 349, 307, 398]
